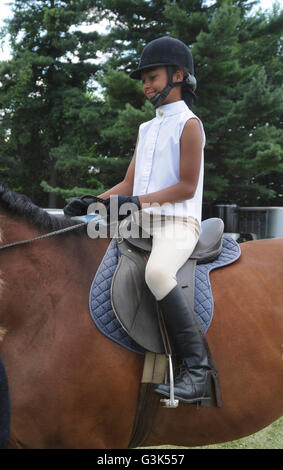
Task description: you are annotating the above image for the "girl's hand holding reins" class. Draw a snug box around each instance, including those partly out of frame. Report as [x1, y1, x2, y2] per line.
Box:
[63, 195, 106, 217]
[103, 195, 141, 221]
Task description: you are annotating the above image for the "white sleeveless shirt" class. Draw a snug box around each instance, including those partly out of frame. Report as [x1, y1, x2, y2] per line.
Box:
[132, 100, 206, 225]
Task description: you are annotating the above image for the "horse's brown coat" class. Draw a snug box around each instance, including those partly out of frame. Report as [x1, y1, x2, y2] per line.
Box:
[0, 212, 282, 448]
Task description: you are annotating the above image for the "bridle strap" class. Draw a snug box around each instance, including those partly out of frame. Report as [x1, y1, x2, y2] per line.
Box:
[0, 221, 88, 252]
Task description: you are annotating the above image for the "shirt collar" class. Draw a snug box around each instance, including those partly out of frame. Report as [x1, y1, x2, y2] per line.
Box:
[156, 100, 188, 118]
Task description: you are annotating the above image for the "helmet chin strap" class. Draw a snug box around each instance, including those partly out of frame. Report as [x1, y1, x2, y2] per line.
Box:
[149, 83, 175, 108]
[149, 66, 184, 108]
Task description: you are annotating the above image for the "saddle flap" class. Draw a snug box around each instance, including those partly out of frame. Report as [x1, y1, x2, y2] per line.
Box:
[111, 241, 165, 353]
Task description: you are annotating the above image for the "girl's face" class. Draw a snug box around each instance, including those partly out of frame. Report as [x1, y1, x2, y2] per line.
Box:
[141, 67, 183, 104]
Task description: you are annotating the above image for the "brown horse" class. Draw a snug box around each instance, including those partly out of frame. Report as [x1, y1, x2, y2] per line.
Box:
[0, 185, 282, 449]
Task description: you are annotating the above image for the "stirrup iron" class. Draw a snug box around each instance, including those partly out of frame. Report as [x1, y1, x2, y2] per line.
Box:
[160, 354, 179, 408]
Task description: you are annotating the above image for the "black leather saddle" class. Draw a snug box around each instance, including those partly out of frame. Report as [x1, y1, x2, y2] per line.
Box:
[111, 217, 224, 353]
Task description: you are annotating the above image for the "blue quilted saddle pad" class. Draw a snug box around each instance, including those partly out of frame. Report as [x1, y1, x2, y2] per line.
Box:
[89, 235, 241, 355]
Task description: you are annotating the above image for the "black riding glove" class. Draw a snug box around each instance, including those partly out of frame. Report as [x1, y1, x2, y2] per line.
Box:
[63, 195, 105, 217]
[104, 195, 141, 220]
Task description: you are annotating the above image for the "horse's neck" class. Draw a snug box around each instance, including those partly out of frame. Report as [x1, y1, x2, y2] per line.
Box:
[0, 212, 111, 284]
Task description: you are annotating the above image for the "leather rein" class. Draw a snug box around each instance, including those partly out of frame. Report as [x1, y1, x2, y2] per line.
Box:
[0, 221, 88, 252]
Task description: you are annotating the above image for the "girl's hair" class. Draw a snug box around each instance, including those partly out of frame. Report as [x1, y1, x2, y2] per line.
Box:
[172, 65, 197, 107]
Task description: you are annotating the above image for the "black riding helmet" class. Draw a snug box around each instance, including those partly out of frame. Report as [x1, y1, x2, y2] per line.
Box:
[130, 36, 197, 108]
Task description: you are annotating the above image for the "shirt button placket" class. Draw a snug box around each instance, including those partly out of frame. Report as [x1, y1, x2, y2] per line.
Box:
[143, 121, 160, 192]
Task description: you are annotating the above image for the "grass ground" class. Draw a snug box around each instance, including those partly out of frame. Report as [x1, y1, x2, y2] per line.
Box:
[141, 417, 283, 449]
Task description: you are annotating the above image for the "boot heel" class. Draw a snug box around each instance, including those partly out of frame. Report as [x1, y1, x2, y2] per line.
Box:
[211, 370, 222, 407]
[199, 371, 213, 407]
[199, 370, 222, 407]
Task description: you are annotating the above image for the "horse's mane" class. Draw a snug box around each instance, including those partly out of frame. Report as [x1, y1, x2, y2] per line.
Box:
[0, 184, 82, 233]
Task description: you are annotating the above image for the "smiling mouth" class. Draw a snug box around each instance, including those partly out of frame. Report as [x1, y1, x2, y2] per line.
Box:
[146, 91, 156, 98]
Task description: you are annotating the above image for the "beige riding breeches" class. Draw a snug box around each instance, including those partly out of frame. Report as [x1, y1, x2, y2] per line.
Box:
[135, 212, 200, 301]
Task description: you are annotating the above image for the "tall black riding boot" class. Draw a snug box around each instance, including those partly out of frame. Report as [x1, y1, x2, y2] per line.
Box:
[155, 284, 213, 405]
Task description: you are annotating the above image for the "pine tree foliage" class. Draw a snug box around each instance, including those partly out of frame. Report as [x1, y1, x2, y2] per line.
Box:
[0, 0, 102, 206]
[0, 0, 282, 207]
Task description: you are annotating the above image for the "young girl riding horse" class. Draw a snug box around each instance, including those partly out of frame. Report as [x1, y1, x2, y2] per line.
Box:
[65, 36, 212, 405]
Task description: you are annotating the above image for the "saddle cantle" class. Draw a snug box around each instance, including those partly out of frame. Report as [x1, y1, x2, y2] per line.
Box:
[89, 217, 241, 354]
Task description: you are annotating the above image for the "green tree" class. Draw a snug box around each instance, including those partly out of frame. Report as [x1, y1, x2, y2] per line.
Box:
[230, 4, 283, 205]
[196, 2, 283, 205]
[96, 0, 283, 206]
[0, 0, 102, 206]
[1, 0, 282, 208]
